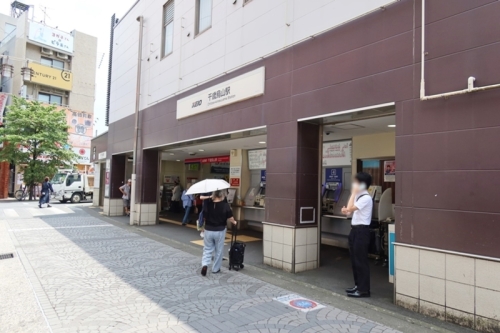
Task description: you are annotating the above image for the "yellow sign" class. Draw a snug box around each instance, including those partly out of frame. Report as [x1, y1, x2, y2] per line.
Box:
[29, 62, 73, 91]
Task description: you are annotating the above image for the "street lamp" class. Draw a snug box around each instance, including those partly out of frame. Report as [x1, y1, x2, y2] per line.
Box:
[1, 63, 14, 78]
[21, 62, 34, 81]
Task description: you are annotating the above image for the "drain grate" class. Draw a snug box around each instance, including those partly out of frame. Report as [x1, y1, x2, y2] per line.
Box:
[0, 253, 14, 260]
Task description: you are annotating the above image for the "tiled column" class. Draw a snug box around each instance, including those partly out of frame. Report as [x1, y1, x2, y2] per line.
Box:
[134, 150, 159, 225]
[395, 244, 500, 332]
[0, 162, 10, 199]
[103, 155, 126, 216]
[264, 121, 320, 273]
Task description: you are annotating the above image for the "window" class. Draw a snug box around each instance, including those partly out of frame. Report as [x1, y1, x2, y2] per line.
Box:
[41, 57, 64, 69]
[196, 0, 212, 35]
[162, 1, 175, 57]
[38, 93, 63, 105]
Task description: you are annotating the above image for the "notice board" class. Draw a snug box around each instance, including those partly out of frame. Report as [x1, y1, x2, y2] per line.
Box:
[248, 149, 266, 170]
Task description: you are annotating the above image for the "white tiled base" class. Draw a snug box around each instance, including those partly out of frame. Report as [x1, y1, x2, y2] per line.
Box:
[263, 224, 318, 273]
[133, 203, 157, 226]
[102, 198, 124, 216]
[395, 244, 500, 332]
[92, 190, 100, 207]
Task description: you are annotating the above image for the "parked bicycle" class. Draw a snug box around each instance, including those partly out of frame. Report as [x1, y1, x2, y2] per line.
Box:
[14, 185, 28, 201]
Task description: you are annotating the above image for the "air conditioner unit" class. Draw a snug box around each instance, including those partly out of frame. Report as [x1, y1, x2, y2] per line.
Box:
[41, 47, 53, 55]
[56, 52, 69, 60]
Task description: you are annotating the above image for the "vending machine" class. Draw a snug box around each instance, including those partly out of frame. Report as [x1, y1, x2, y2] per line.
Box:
[254, 182, 266, 207]
[322, 181, 342, 214]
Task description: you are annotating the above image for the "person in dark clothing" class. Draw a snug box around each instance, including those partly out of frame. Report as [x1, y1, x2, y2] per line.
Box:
[39, 177, 54, 208]
[200, 190, 237, 276]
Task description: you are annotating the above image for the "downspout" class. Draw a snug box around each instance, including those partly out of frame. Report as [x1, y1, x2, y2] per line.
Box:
[131, 15, 144, 226]
[420, 0, 500, 101]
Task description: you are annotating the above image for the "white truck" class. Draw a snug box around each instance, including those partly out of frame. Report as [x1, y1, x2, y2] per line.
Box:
[52, 172, 94, 203]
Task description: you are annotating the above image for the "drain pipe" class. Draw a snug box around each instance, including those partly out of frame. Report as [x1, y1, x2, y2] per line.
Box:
[419, 0, 500, 100]
[131, 15, 144, 226]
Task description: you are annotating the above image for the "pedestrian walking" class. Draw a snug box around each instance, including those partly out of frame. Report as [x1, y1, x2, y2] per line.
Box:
[39, 177, 54, 208]
[119, 179, 131, 216]
[201, 190, 237, 276]
[181, 184, 194, 226]
[341, 172, 373, 298]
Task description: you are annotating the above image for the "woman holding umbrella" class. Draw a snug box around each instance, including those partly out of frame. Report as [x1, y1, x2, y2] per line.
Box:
[201, 190, 237, 276]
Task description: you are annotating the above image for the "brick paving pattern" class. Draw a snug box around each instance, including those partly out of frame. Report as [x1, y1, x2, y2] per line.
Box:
[6, 210, 402, 333]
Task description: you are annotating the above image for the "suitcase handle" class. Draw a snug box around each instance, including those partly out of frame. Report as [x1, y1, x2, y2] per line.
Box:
[231, 223, 237, 245]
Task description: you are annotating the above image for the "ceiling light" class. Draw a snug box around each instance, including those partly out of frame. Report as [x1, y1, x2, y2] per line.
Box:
[169, 153, 175, 155]
[387, 125, 396, 128]
[259, 141, 266, 144]
[176, 160, 180, 162]
[198, 149, 205, 152]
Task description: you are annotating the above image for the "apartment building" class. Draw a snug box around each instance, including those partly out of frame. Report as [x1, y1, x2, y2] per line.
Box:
[93, 1, 500, 331]
[0, 3, 97, 197]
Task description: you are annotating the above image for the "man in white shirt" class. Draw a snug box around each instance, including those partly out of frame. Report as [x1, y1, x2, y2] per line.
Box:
[341, 172, 373, 298]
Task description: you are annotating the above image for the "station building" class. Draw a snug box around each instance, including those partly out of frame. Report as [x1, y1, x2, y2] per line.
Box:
[92, 1, 500, 331]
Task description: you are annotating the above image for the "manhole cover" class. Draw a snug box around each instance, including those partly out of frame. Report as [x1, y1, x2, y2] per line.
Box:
[0, 253, 14, 260]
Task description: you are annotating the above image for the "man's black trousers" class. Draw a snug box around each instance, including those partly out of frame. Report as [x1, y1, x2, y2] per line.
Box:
[348, 226, 371, 293]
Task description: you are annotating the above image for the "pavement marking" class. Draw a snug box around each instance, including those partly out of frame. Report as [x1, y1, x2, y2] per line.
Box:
[9, 225, 113, 232]
[29, 208, 69, 217]
[4, 209, 20, 218]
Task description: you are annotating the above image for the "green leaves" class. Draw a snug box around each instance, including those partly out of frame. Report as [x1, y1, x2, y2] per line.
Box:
[0, 97, 78, 186]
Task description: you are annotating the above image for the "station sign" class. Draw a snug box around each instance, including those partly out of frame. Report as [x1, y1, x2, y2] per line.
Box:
[176, 67, 265, 119]
[325, 168, 342, 182]
[260, 170, 266, 182]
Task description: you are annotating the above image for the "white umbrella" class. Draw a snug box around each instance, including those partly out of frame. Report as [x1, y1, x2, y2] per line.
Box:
[186, 179, 230, 195]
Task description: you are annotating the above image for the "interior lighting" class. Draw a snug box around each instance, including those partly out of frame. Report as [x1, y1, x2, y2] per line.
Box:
[259, 141, 266, 144]
[387, 125, 396, 128]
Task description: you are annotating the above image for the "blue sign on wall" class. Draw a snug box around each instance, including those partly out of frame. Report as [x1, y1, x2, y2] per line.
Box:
[260, 170, 266, 182]
[325, 168, 342, 182]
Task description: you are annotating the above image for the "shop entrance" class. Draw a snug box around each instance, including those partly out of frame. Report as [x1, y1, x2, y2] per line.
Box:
[154, 128, 267, 266]
[299, 104, 396, 303]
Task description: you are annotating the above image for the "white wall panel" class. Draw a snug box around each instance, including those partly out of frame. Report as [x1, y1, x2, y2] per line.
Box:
[109, 0, 397, 124]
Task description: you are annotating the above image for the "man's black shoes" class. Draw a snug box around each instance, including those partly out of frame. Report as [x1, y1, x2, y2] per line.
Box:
[347, 290, 370, 298]
[345, 286, 357, 293]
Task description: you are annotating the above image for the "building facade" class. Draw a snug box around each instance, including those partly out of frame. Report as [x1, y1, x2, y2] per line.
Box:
[0, 8, 98, 198]
[93, 1, 500, 331]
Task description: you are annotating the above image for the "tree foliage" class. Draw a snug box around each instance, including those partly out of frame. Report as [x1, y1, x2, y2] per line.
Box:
[0, 97, 77, 194]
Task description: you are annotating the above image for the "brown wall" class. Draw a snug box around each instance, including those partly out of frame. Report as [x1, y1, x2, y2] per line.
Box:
[106, 0, 500, 257]
[90, 132, 109, 163]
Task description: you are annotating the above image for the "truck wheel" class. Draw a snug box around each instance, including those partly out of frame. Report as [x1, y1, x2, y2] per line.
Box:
[71, 193, 82, 203]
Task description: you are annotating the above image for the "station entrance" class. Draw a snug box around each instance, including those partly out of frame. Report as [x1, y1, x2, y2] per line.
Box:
[298, 103, 397, 302]
[153, 128, 267, 265]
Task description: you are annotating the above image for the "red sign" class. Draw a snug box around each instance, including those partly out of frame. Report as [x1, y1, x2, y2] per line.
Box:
[230, 178, 240, 187]
[185, 155, 230, 164]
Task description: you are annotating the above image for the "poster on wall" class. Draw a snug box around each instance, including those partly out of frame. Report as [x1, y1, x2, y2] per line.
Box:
[211, 162, 230, 174]
[248, 149, 266, 170]
[384, 160, 396, 182]
[322, 141, 352, 166]
[104, 159, 110, 198]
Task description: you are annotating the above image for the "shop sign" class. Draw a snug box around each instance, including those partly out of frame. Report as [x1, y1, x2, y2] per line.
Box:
[230, 178, 240, 187]
[73, 147, 90, 164]
[28, 21, 74, 53]
[211, 162, 230, 174]
[384, 160, 395, 182]
[322, 140, 352, 167]
[248, 149, 266, 170]
[230, 166, 241, 178]
[176, 67, 265, 119]
[260, 170, 266, 182]
[325, 168, 342, 182]
[185, 156, 230, 164]
[98, 152, 107, 159]
[29, 63, 73, 91]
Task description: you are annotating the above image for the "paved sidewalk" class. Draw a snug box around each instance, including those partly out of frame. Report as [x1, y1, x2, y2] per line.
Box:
[4, 211, 403, 333]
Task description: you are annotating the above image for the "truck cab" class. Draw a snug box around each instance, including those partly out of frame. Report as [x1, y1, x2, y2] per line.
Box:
[52, 172, 94, 203]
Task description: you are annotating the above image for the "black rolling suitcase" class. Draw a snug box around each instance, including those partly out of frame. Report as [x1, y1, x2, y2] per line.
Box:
[228, 225, 245, 271]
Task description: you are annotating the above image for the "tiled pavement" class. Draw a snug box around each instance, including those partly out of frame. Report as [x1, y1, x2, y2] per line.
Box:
[5, 209, 402, 333]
